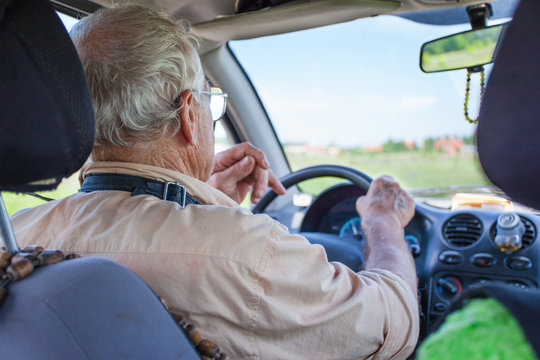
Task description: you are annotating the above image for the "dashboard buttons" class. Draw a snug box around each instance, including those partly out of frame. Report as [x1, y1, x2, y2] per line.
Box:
[438, 250, 463, 265]
[437, 276, 462, 298]
[507, 280, 528, 289]
[506, 256, 533, 271]
[405, 235, 421, 258]
[470, 253, 496, 268]
[433, 302, 448, 312]
[472, 278, 491, 286]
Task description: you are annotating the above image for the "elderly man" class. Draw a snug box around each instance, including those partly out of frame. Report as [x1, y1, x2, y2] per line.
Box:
[12, 5, 419, 359]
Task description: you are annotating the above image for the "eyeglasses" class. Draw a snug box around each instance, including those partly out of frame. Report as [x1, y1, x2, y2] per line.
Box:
[196, 87, 228, 122]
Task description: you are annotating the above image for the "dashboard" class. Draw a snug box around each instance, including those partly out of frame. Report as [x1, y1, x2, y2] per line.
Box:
[273, 183, 540, 338]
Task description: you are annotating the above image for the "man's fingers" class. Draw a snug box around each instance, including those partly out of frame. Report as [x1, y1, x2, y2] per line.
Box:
[251, 166, 268, 203]
[214, 143, 269, 172]
[356, 196, 366, 214]
[358, 175, 415, 228]
[268, 171, 286, 195]
[223, 156, 255, 182]
[211, 143, 283, 204]
[368, 175, 396, 192]
[235, 142, 269, 170]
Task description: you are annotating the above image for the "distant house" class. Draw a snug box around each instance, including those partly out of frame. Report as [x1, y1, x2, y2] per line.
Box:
[363, 144, 383, 153]
[434, 137, 464, 156]
[284, 144, 305, 155]
[326, 145, 341, 156]
[403, 140, 416, 150]
[304, 144, 326, 155]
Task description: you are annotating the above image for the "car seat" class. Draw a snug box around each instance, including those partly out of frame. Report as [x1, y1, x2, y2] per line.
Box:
[422, 0, 540, 357]
[0, 0, 199, 358]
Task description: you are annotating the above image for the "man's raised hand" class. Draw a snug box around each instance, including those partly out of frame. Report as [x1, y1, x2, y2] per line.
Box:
[207, 142, 286, 204]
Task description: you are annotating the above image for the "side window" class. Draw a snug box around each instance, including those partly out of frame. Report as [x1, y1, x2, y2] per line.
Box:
[214, 121, 234, 153]
[57, 12, 79, 31]
[3, 175, 81, 215]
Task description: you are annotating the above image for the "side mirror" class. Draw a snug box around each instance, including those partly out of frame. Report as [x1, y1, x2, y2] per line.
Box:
[420, 24, 506, 73]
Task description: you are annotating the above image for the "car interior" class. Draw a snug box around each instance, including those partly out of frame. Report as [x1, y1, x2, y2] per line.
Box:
[0, 0, 538, 357]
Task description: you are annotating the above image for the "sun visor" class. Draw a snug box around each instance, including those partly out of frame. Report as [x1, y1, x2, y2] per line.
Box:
[193, 0, 401, 42]
[0, 0, 95, 192]
[477, 0, 540, 209]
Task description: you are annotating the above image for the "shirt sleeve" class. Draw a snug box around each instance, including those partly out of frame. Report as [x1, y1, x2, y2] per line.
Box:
[253, 222, 419, 360]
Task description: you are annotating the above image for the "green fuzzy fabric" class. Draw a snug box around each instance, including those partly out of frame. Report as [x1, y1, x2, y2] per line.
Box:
[417, 298, 538, 360]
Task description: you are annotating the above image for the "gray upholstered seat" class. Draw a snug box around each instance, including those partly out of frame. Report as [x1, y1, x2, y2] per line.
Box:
[0, 257, 199, 359]
[0, 0, 199, 358]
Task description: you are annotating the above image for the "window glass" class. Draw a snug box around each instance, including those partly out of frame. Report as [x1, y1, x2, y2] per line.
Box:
[57, 12, 79, 31]
[214, 121, 234, 153]
[230, 15, 507, 197]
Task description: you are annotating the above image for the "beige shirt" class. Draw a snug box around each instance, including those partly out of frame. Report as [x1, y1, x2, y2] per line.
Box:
[11, 161, 419, 359]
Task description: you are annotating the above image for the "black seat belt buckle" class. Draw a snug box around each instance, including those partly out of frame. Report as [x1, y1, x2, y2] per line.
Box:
[163, 181, 187, 208]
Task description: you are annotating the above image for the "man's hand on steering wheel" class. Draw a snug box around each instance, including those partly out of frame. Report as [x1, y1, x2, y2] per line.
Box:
[207, 142, 286, 204]
[356, 175, 415, 229]
[356, 175, 417, 294]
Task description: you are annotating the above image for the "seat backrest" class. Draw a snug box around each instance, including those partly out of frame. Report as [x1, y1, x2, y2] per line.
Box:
[0, 0, 199, 358]
[464, 0, 540, 355]
[0, 257, 199, 359]
[0, 0, 93, 192]
[477, 0, 540, 209]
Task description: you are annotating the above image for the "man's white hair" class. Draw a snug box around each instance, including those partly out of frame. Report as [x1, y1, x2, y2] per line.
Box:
[71, 5, 205, 146]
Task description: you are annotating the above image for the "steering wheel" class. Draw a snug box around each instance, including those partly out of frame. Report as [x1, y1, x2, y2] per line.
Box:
[253, 165, 372, 271]
[253, 165, 372, 214]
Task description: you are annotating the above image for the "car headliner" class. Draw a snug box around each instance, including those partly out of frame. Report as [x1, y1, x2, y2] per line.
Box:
[53, 0, 514, 52]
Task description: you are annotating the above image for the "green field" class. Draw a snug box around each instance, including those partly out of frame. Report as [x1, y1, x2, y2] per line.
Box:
[1, 150, 489, 215]
[2, 174, 81, 216]
[287, 150, 490, 195]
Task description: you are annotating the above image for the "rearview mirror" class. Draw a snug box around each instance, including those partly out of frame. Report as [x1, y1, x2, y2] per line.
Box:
[420, 24, 506, 73]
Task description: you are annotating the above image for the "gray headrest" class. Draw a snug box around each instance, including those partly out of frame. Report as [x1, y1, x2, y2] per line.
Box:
[0, 0, 94, 192]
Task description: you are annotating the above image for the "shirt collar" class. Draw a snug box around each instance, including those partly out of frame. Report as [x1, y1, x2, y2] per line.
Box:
[79, 161, 238, 207]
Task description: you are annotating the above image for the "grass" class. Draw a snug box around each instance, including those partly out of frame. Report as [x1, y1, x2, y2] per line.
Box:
[287, 150, 490, 195]
[2, 150, 489, 215]
[2, 174, 80, 215]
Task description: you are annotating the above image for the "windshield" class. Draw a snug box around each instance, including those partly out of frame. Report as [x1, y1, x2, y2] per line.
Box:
[230, 15, 506, 198]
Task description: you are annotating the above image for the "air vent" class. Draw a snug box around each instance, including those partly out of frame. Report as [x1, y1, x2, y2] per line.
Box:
[443, 214, 483, 247]
[490, 216, 537, 249]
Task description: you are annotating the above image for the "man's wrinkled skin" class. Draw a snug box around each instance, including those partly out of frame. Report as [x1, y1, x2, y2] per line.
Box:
[208, 142, 285, 204]
[357, 176, 417, 293]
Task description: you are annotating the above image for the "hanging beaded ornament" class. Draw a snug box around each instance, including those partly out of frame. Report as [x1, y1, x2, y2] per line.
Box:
[464, 69, 485, 124]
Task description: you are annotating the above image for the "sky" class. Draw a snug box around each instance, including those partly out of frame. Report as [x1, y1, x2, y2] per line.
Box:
[230, 15, 503, 148]
[58, 12, 78, 31]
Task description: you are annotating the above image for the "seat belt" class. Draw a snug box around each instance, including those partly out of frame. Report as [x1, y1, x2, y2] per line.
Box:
[79, 173, 201, 208]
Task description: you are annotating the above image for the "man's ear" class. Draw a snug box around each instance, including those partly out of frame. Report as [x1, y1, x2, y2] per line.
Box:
[176, 90, 196, 145]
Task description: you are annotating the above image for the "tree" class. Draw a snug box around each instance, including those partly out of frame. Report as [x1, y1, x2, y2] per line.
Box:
[383, 139, 407, 152]
[462, 135, 475, 145]
[424, 138, 435, 151]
